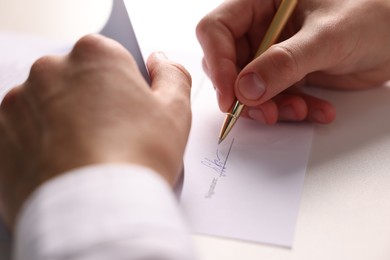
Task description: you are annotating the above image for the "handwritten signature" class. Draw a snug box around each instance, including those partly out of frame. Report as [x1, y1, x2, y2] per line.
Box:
[202, 138, 235, 198]
[201, 150, 227, 177]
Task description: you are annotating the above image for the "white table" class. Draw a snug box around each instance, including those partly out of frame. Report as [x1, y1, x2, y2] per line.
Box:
[1, 1, 389, 259]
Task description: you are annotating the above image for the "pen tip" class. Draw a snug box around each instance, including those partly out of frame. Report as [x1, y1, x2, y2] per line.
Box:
[218, 138, 223, 145]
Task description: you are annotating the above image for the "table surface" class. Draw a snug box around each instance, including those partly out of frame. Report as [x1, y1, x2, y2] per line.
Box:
[1, 1, 389, 259]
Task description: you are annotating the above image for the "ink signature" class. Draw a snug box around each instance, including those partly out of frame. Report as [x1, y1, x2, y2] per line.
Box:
[201, 138, 235, 199]
[201, 150, 227, 177]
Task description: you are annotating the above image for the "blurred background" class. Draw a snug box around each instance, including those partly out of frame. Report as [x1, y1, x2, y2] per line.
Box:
[0, 0, 112, 41]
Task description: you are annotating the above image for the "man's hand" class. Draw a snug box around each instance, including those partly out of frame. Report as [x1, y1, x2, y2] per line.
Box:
[197, 0, 390, 124]
[0, 34, 192, 227]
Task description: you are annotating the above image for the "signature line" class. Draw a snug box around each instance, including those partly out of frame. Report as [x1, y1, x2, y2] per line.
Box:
[220, 138, 235, 177]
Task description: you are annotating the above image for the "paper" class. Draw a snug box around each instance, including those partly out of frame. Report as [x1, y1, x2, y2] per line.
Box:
[121, 0, 314, 247]
[101, 0, 149, 83]
[180, 75, 313, 247]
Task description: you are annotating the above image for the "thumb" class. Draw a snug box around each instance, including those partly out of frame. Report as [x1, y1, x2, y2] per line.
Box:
[235, 28, 337, 106]
[147, 52, 192, 104]
[146, 52, 192, 122]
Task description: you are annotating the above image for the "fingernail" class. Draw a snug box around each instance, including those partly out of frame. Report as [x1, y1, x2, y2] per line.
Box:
[248, 109, 266, 124]
[156, 51, 168, 60]
[280, 105, 297, 120]
[237, 73, 266, 101]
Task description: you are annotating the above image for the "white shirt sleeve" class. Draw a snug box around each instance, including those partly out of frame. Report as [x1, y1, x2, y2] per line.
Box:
[13, 164, 197, 260]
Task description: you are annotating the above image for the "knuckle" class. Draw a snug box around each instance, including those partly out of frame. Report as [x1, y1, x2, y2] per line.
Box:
[71, 34, 129, 64]
[0, 87, 22, 110]
[30, 56, 54, 75]
[27, 55, 62, 98]
[71, 34, 111, 60]
[28, 56, 57, 86]
[269, 45, 300, 81]
[195, 14, 214, 41]
[195, 16, 208, 37]
[171, 62, 192, 85]
[74, 34, 104, 51]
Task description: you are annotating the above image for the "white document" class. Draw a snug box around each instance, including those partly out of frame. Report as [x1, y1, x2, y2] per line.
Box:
[101, 0, 149, 82]
[180, 76, 313, 247]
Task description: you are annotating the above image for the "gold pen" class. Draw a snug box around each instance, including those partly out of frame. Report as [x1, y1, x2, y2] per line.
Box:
[218, 0, 298, 144]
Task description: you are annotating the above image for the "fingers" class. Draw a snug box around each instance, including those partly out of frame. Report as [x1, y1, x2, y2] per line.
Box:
[197, 0, 388, 125]
[144, 52, 193, 185]
[147, 52, 192, 116]
[0, 86, 23, 111]
[235, 24, 341, 105]
[196, 0, 276, 112]
[70, 34, 136, 66]
[68, 34, 146, 88]
[299, 92, 336, 123]
[243, 100, 278, 125]
[241, 89, 336, 124]
[196, 19, 238, 112]
[25, 34, 128, 103]
[273, 91, 336, 123]
[233, 24, 342, 124]
[234, 7, 365, 105]
[25, 55, 63, 100]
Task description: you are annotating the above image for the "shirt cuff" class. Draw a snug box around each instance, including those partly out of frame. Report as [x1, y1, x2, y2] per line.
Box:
[14, 164, 196, 260]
